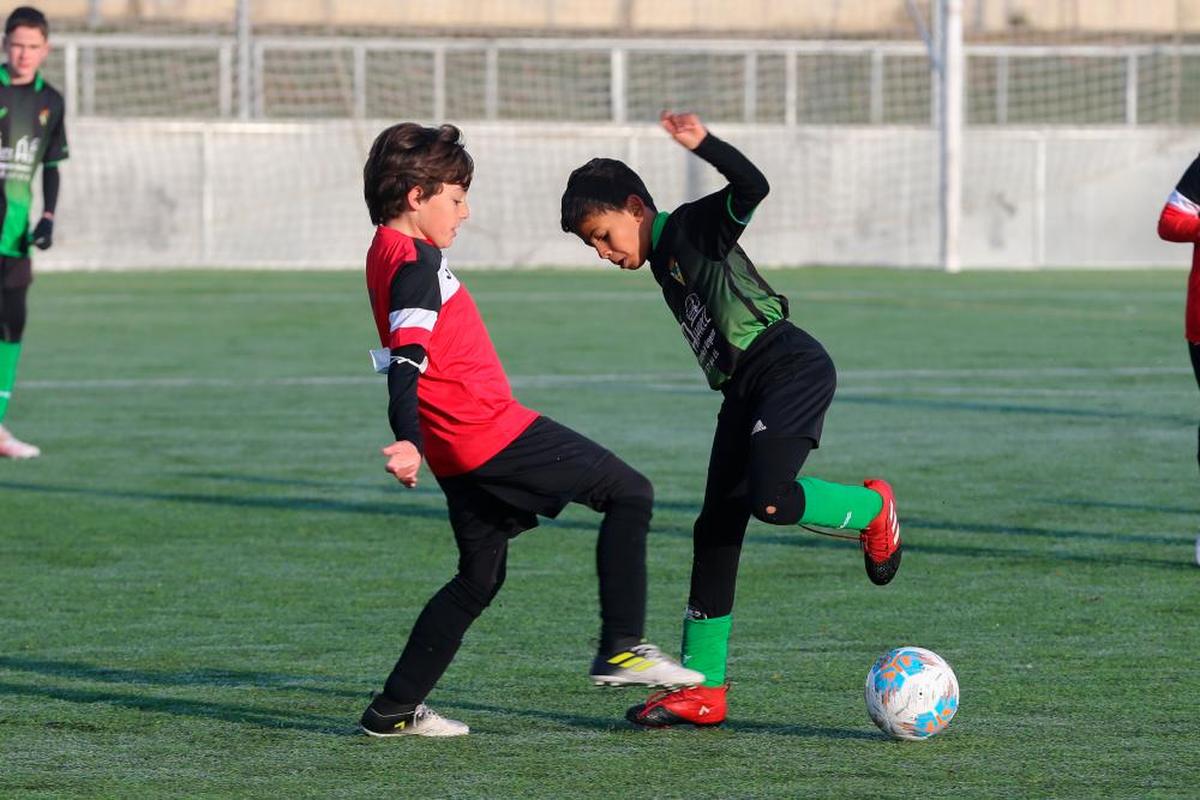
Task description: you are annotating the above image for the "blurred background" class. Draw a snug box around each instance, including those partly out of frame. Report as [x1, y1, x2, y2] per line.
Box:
[25, 0, 1200, 269]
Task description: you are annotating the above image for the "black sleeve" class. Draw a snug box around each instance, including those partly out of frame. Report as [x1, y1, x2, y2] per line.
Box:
[41, 165, 59, 216]
[683, 133, 770, 259]
[382, 256, 441, 449]
[1177, 153, 1200, 203]
[386, 346, 424, 450]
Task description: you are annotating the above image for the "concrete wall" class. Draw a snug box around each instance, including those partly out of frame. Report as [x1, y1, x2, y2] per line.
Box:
[32, 0, 1200, 35]
[37, 119, 1198, 271]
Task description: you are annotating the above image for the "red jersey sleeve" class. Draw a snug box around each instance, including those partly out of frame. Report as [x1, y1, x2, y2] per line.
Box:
[1159, 154, 1200, 243]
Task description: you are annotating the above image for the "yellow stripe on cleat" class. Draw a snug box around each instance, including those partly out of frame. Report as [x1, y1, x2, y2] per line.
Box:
[607, 652, 636, 665]
[631, 659, 658, 672]
[619, 657, 645, 669]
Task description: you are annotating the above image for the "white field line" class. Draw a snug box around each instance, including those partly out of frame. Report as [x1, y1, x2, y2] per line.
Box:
[33, 288, 1186, 305]
[16, 365, 1192, 392]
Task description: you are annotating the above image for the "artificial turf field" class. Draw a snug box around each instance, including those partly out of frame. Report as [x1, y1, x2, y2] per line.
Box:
[1, 267, 1197, 799]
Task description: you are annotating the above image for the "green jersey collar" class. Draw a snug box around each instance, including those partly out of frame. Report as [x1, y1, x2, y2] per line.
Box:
[650, 210, 670, 252]
[0, 65, 44, 90]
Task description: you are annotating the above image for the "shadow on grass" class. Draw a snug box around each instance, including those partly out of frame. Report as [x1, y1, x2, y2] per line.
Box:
[180, 470, 404, 494]
[838, 393, 1193, 425]
[0, 656, 362, 698]
[432, 698, 877, 740]
[743, 521, 1196, 570]
[0, 478, 598, 535]
[1034, 497, 1200, 516]
[0, 681, 353, 736]
[0, 658, 875, 739]
[905, 517, 1191, 548]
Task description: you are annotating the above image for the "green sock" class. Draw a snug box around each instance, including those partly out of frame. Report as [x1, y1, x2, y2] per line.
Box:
[0, 341, 20, 424]
[681, 614, 732, 688]
[797, 476, 883, 530]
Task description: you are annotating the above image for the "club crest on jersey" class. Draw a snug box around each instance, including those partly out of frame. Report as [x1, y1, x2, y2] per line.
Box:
[38, 107, 49, 127]
[668, 257, 685, 286]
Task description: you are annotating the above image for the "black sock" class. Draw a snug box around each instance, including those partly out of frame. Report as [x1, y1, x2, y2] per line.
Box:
[601, 635, 643, 654]
[371, 695, 417, 716]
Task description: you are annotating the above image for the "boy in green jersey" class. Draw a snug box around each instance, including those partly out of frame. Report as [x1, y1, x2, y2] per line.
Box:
[0, 6, 66, 459]
[560, 111, 901, 727]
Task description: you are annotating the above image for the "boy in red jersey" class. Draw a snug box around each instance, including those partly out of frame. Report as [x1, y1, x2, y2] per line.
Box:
[1157, 154, 1200, 475]
[357, 123, 702, 737]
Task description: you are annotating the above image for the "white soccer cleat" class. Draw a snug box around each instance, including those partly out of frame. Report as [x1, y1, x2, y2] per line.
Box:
[0, 425, 40, 459]
[359, 702, 469, 738]
[590, 642, 705, 689]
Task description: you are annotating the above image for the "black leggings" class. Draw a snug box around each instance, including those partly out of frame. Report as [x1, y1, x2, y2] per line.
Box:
[1191, 342, 1200, 472]
[382, 449, 653, 706]
[688, 431, 815, 621]
[0, 286, 27, 342]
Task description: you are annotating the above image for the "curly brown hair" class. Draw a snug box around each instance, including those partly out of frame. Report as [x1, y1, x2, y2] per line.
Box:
[363, 123, 474, 225]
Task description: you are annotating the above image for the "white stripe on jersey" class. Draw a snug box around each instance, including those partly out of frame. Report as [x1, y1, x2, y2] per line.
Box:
[1167, 188, 1200, 214]
[439, 256, 462, 304]
[385, 258, 459, 335]
[389, 307, 438, 332]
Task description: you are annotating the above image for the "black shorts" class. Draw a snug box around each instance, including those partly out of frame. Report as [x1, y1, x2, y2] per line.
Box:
[722, 321, 837, 447]
[0, 257, 32, 290]
[436, 415, 617, 539]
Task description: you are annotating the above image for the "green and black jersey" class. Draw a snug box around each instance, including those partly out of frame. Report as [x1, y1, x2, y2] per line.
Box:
[648, 134, 787, 390]
[0, 65, 67, 258]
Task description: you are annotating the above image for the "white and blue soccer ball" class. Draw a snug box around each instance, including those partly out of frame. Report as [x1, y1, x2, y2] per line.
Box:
[865, 646, 959, 740]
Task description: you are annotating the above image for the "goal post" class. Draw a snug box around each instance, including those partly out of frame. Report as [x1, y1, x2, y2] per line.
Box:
[939, 0, 964, 274]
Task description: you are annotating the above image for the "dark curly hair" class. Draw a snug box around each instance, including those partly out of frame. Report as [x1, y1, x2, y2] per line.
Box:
[363, 123, 473, 225]
[560, 157, 655, 235]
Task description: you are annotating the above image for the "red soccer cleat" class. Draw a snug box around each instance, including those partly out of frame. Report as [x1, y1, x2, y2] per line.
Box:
[626, 684, 728, 728]
[861, 478, 901, 586]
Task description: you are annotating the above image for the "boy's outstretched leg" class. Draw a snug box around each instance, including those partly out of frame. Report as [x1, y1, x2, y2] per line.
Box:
[572, 450, 705, 689]
[792, 474, 901, 585]
[747, 436, 901, 585]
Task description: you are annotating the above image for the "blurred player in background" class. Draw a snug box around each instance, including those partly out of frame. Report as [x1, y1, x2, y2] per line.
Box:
[0, 6, 67, 459]
[1156, 153, 1200, 563]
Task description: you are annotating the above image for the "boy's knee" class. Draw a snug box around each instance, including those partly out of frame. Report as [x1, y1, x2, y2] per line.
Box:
[447, 571, 505, 617]
[450, 546, 508, 616]
[619, 468, 654, 513]
[748, 481, 804, 526]
[604, 460, 654, 517]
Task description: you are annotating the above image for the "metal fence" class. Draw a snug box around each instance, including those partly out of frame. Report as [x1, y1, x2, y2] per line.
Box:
[39, 34, 1200, 126]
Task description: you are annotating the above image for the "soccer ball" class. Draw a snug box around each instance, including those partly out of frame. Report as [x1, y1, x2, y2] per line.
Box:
[864, 646, 959, 740]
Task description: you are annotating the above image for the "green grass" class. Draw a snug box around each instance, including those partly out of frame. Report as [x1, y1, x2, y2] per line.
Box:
[1, 267, 1197, 799]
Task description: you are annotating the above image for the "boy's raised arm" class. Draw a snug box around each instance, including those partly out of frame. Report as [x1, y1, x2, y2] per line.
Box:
[661, 111, 769, 257]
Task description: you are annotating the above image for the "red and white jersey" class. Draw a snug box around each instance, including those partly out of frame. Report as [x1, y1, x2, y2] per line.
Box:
[365, 225, 537, 476]
[1157, 154, 1200, 343]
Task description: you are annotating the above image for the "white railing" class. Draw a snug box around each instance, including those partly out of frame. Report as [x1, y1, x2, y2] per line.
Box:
[48, 33, 1200, 126]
